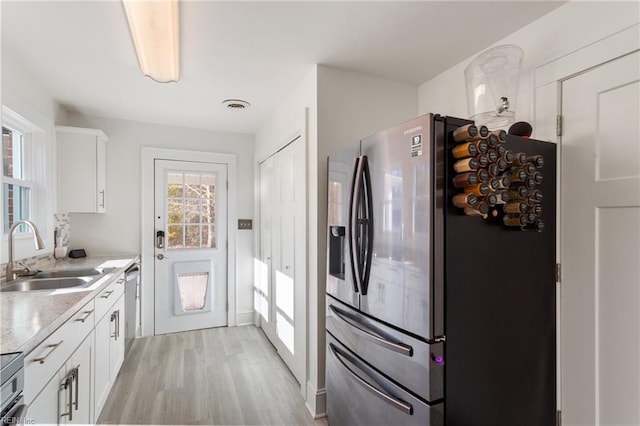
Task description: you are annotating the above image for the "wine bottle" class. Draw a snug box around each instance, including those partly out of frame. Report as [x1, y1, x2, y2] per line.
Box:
[527, 155, 544, 168]
[452, 172, 479, 188]
[453, 157, 480, 173]
[487, 163, 500, 178]
[464, 183, 491, 196]
[452, 193, 479, 208]
[496, 144, 507, 157]
[503, 214, 528, 227]
[452, 124, 478, 142]
[504, 201, 528, 214]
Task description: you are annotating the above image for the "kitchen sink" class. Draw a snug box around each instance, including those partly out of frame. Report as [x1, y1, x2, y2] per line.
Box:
[0, 277, 94, 292]
[33, 268, 113, 279]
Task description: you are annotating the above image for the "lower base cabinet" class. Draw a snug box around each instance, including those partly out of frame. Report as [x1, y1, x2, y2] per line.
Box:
[28, 334, 93, 425]
[26, 273, 127, 425]
[94, 294, 125, 419]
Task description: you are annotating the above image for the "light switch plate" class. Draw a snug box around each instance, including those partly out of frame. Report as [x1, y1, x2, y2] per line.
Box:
[238, 219, 253, 230]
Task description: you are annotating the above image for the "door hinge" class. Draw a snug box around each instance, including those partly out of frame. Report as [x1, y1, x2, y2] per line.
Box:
[556, 115, 563, 137]
[555, 263, 561, 283]
[556, 410, 562, 426]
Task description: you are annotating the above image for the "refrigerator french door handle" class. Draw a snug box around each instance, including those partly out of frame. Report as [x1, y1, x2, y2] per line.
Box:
[328, 343, 413, 415]
[360, 155, 374, 295]
[349, 156, 365, 293]
[328, 304, 413, 357]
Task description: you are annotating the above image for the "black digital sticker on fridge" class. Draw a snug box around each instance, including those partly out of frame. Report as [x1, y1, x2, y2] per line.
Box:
[411, 134, 423, 157]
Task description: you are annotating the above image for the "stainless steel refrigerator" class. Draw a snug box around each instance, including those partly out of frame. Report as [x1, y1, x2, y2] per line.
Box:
[325, 114, 556, 426]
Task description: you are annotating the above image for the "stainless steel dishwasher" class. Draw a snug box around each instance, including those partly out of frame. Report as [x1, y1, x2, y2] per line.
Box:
[124, 262, 140, 355]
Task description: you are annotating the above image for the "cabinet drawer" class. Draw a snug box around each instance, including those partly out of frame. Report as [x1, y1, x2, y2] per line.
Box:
[95, 275, 125, 321]
[24, 300, 95, 405]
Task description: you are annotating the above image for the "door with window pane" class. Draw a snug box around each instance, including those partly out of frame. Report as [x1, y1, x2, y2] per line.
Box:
[154, 159, 228, 334]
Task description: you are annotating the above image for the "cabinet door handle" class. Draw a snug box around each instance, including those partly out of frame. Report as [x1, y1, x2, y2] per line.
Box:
[99, 190, 105, 208]
[33, 341, 63, 364]
[75, 310, 94, 323]
[111, 310, 120, 339]
[74, 366, 79, 411]
[60, 373, 74, 420]
[101, 290, 114, 299]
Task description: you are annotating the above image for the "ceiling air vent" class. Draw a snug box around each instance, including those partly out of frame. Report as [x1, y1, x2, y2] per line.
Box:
[222, 99, 250, 109]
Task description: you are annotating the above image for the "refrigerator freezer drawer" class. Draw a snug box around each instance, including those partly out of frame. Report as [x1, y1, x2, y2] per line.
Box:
[326, 333, 444, 426]
[326, 299, 444, 402]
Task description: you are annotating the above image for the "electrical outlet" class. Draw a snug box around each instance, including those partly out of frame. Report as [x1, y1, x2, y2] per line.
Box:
[238, 219, 253, 230]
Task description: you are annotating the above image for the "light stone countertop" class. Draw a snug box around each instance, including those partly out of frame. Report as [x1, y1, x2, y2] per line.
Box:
[1, 255, 139, 355]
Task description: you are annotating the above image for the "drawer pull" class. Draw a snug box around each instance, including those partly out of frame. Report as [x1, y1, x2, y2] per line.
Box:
[101, 290, 115, 299]
[33, 340, 63, 364]
[329, 304, 413, 357]
[75, 310, 94, 323]
[329, 343, 413, 415]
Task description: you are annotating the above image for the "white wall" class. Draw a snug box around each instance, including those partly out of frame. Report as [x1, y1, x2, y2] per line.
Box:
[418, 1, 640, 135]
[63, 113, 256, 320]
[1, 48, 68, 263]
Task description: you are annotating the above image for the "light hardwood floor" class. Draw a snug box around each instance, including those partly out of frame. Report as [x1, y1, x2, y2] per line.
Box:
[98, 325, 327, 425]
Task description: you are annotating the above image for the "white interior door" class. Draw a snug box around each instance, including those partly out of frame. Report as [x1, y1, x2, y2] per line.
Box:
[257, 137, 306, 386]
[561, 50, 640, 425]
[258, 156, 276, 342]
[154, 159, 228, 335]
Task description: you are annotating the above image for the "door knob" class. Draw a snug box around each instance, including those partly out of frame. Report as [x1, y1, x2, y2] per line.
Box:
[157, 254, 169, 260]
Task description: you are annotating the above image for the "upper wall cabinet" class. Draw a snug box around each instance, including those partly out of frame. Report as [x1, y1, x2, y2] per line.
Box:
[56, 126, 108, 213]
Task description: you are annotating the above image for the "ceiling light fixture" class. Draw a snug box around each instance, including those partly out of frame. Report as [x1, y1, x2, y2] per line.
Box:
[122, 0, 180, 83]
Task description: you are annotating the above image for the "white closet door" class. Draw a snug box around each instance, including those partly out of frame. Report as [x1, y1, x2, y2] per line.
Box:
[259, 157, 276, 344]
[258, 137, 306, 387]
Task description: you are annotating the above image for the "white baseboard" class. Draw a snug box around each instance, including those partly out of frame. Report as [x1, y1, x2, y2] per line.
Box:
[305, 383, 327, 419]
[236, 310, 255, 326]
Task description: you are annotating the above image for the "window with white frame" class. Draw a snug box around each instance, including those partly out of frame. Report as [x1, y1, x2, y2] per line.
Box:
[2, 125, 33, 234]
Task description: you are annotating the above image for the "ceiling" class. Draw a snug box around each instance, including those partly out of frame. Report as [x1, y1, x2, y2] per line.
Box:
[2, 1, 565, 134]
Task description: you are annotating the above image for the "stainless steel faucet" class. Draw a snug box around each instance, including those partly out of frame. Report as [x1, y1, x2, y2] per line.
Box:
[6, 220, 45, 282]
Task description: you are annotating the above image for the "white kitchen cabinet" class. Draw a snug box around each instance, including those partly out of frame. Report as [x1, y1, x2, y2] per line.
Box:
[56, 125, 108, 213]
[94, 294, 125, 418]
[27, 364, 65, 424]
[28, 334, 93, 425]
